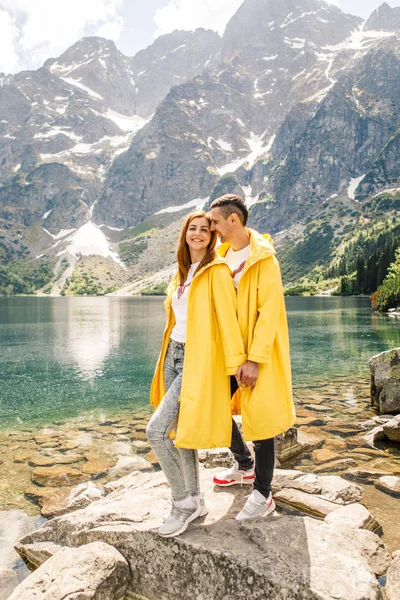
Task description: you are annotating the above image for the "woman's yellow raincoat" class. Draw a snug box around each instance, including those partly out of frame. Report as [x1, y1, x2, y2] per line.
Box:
[150, 256, 246, 449]
[219, 229, 296, 441]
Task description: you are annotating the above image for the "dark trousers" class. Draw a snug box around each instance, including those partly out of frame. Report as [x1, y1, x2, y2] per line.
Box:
[230, 377, 275, 498]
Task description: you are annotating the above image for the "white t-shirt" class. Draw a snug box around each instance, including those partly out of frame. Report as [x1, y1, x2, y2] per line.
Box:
[226, 245, 250, 288]
[170, 262, 200, 343]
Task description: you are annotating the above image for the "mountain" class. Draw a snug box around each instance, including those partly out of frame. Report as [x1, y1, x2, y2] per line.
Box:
[364, 2, 400, 31]
[1, 0, 400, 296]
[94, 0, 361, 227]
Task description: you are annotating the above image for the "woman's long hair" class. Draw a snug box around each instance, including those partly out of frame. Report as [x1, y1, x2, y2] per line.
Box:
[177, 211, 217, 285]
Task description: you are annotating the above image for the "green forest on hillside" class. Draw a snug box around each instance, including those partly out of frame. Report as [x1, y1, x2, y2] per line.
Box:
[0, 241, 53, 295]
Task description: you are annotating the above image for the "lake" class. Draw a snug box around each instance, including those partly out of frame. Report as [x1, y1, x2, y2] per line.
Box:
[1, 295, 400, 596]
[0, 296, 399, 431]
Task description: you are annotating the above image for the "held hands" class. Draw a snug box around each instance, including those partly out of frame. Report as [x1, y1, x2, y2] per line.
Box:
[236, 360, 259, 389]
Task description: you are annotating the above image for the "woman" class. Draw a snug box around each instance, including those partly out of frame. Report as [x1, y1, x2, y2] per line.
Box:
[147, 211, 245, 538]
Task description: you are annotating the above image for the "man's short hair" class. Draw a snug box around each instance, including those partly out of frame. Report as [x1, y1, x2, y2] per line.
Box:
[210, 194, 248, 226]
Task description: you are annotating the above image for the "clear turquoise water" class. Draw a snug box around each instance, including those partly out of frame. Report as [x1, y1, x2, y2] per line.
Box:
[0, 296, 399, 430]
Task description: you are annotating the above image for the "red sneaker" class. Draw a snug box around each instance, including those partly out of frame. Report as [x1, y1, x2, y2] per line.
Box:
[213, 462, 255, 487]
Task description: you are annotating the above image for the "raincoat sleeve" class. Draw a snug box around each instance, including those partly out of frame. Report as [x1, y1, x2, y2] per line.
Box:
[248, 255, 284, 364]
[211, 266, 247, 375]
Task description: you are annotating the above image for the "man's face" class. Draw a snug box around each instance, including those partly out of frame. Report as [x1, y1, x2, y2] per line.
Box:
[209, 208, 232, 243]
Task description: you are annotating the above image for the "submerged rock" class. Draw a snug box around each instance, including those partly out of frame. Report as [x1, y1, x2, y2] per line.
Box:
[370, 348, 400, 414]
[31, 466, 88, 487]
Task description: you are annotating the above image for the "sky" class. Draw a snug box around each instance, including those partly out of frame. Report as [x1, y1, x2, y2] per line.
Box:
[0, 0, 399, 74]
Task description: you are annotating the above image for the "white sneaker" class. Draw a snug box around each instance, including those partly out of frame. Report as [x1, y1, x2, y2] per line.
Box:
[158, 496, 200, 537]
[193, 493, 208, 518]
[213, 461, 255, 487]
[235, 490, 276, 521]
[163, 493, 208, 522]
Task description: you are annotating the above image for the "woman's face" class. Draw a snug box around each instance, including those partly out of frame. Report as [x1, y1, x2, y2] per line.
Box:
[185, 216, 212, 252]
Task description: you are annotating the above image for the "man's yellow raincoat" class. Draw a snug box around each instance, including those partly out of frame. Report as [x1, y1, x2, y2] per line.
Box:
[219, 228, 296, 441]
[150, 256, 246, 449]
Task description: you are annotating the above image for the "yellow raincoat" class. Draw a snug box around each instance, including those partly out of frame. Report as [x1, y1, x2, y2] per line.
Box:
[150, 256, 246, 449]
[219, 229, 296, 441]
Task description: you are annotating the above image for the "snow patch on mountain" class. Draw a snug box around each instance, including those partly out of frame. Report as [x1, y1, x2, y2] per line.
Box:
[104, 109, 148, 133]
[60, 77, 103, 100]
[55, 221, 123, 265]
[347, 175, 366, 200]
[217, 133, 275, 176]
[155, 197, 208, 215]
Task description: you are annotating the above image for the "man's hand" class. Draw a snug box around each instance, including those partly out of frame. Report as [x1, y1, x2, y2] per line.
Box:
[236, 360, 259, 389]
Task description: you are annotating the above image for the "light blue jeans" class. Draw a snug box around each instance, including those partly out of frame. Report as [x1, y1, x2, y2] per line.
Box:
[146, 340, 200, 501]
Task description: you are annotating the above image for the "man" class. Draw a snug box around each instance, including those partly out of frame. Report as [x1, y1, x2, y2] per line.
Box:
[209, 194, 296, 520]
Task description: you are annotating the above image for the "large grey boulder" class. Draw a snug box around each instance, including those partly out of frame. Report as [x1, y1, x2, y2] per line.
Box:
[8, 541, 130, 600]
[15, 468, 381, 600]
[369, 348, 400, 414]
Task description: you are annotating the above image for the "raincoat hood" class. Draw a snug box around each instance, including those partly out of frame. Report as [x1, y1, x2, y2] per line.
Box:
[218, 228, 275, 272]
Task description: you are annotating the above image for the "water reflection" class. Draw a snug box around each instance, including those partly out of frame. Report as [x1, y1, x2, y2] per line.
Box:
[0, 296, 399, 430]
[53, 298, 122, 382]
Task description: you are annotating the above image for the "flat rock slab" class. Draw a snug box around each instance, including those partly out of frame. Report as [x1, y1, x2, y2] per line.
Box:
[9, 541, 130, 600]
[313, 458, 357, 473]
[28, 453, 84, 467]
[345, 468, 392, 482]
[325, 503, 381, 533]
[318, 476, 363, 505]
[274, 487, 340, 518]
[16, 468, 381, 600]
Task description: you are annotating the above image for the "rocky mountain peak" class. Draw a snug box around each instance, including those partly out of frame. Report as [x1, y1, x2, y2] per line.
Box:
[43, 37, 136, 116]
[222, 0, 361, 54]
[364, 2, 400, 32]
[130, 28, 221, 117]
[44, 37, 120, 73]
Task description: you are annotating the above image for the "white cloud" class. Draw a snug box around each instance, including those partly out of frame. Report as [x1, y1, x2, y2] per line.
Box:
[325, 0, 341, 7]
[0, 0, 124, 74]
[154, 0, 244, 37]
[0, 8, 19, 73]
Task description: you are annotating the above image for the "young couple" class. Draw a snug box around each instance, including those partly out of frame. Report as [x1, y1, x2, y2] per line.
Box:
[147, 194, 296, 538]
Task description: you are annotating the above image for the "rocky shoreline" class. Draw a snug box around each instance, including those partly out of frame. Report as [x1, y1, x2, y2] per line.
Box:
[6, 464, 400, 600]
[1, 362, 400, 598]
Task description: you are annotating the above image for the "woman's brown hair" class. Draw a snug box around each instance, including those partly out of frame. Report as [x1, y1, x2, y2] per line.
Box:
[177, 211, 217, 285]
